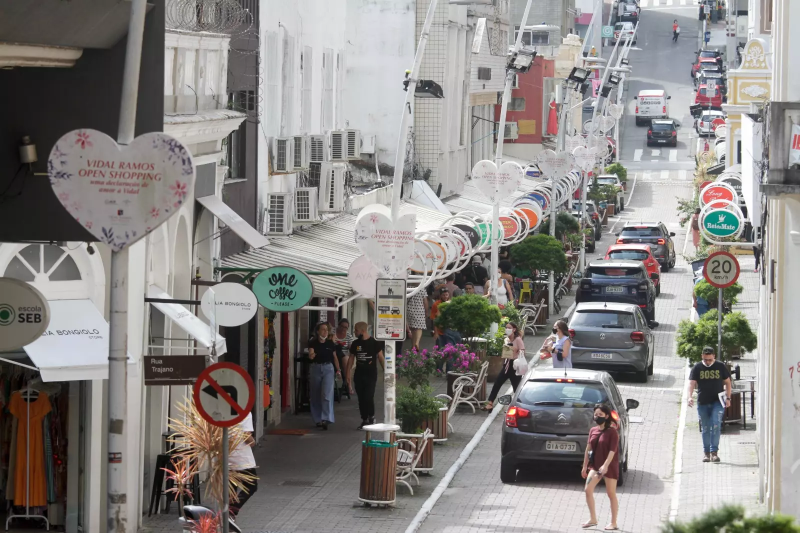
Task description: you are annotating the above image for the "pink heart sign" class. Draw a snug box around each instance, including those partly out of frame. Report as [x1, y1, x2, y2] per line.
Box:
[354, 204, 417, 277]
[537, 150, 573, 178]
[48, 129, 194, 252]
[471, 160, 523, 202]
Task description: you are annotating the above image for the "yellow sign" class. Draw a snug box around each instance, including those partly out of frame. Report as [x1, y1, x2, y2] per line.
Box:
[518, 120, 537, 135]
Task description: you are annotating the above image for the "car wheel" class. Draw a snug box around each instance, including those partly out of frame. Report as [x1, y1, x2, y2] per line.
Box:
[661, 261, 670, 273]
[670, 255, 676, 268]
[500, 457, 516, 483]
[656, 283, 661, 296]
[648, 356, 655, 376]
[635, 367, 648, 383]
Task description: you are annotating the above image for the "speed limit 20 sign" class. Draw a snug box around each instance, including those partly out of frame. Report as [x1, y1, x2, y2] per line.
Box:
[703, 251, 740, 288]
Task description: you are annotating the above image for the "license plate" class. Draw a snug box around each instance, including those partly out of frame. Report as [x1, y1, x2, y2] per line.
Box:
[658, 139, 667, 143]
[605, 286, 624, 294]
[591, 353, 613, 359]
[546, 441, 577, 452]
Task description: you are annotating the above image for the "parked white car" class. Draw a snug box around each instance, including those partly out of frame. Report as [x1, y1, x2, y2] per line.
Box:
[695, 110, 725, 136]
[596, 174, 625, 211]
[634, 89, 670, 126]
[613, 22, 637, 44]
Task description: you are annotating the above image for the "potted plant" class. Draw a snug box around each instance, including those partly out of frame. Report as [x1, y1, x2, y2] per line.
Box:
[396, 347, 438, 389]
[544, 212, 580, 242]
[604, 162, 628, 190]
[435, 343, 482, 397]
[693, 280, 744, 313]
[484, 316, 512, 379]
[396, 386, 445, 467]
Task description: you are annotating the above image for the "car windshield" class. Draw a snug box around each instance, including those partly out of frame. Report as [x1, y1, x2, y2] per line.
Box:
[573, 201, 595, 212]
[596, 178, 618, 185]
[700, 51, 718, 58]
[518, 380, 609, 408]
[571, 311, 636, 329]
[587, 267, 645, 279]
[621, 226, 662, 237]
[700, 113, 722, 121]
[651, 123, 674, 131]
[608, 250, 649, 261]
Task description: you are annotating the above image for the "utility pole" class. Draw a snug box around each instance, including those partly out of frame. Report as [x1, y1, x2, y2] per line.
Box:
[108, 0, 149, 530]
[549, 81, 569, 315]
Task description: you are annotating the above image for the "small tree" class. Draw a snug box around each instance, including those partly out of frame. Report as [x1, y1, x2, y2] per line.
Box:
[543, 212, 580, 241]
[676, 310, 757, 363]
[604, 162, 627, 182]
[396, 386, 446, 434]
[662, 505, 800, 533]
[511, 234, 569, 275]
[434, 294, 502, 340]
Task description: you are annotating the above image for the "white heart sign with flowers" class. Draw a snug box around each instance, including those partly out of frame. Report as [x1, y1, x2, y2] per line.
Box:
[598, 116, 616, 133]
[572, 145, 597, 172]
[566, 134, 585, 152]
[471, 160, 523, 202]
[607, 103, 624, 120]
[48, 129, 194, 252]
[354, 204, 417, 277]
[537, 149, 573, 178]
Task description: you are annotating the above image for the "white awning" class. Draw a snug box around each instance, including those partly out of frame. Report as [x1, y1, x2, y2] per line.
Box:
[148, 286, 227, 355]
[17, 299, 136, 382]
[197, 195, 270, 250]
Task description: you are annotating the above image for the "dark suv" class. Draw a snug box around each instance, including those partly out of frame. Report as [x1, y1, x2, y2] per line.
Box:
[576, 260, 658, 322]
[615, 222, 676, 271]
[498, 368, 639, 485]
[647, 119, 678, 147]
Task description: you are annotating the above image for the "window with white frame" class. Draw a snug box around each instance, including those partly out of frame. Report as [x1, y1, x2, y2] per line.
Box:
[514, 26, 550, 46]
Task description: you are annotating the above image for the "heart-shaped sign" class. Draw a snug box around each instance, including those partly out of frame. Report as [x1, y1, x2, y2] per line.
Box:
[354, 204, 417, 277]
[584, 118, 601, 134]
[607, 103, 624, 120]
[537, 150, 573, 178]
[471, 160, 523, 202]
[566, 135, 585, 152]
[572, 146, 596, 172]
[598, 116, 616, 133]
[48, 129, 195, 252]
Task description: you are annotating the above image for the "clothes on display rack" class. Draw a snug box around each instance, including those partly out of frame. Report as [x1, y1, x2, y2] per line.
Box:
[8, 391, 51, 508]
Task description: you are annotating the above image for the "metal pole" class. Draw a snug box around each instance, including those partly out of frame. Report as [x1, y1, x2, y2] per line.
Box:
[491, 0, 534, 305]
[549, 82, 568, 314]
[718, 287, 723, 357]
[390, 0, 439, 221]
[109, 0, 148, 530]
[386, 0, 439, 425]
[221, 426, 229, 533]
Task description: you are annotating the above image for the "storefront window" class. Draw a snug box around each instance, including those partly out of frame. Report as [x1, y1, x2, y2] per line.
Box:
[3, 245, 81, 282]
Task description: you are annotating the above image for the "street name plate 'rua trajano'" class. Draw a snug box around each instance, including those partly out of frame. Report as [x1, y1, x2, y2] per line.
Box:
[144, 355, 207, 386]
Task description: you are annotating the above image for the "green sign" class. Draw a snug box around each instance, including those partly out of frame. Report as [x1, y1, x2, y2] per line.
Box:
[702, 209, 741, 238]
[252, 266, 314, 312]
[601, 25, 614, 38]
[477, 223, 504, 245]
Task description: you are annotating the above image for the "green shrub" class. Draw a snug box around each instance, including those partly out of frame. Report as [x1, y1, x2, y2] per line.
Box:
[434, 294, 502, 340]
[511, 234, 568, 275]
[396, 386, 445, 434]
[693, 280, 744, 307]
[676, 310, 757, 363]
[661, 505, 800, 533]
[604, 162, 627, 182]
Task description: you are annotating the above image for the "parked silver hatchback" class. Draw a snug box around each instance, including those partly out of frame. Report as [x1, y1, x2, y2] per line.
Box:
[568, 302, 655, 382]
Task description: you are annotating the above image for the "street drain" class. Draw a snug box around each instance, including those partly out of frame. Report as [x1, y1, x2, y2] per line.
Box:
[737, 441, 756, 445]
[279, 479, 316, 487]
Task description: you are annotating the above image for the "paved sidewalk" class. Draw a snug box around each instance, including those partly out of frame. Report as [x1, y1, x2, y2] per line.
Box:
[673, 252, 763, 522]
[141, 298, 575, 533]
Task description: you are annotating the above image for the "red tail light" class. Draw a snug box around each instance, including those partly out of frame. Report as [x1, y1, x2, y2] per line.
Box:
[616, 239, 624, 244]
[568, 328, 576, 338]
[700, 120, 705, 127]
[635, 106, 639, 113]
[505, 406, 530, 428]
[657, 238, 666, 245]
[663, 106, 666, 114]
[647, 129, 652, 136]
[556, 378, 574, 383]
[630, 331, 645, 343]
[611, 410, 620, 422]
[671, 131, 677, 137]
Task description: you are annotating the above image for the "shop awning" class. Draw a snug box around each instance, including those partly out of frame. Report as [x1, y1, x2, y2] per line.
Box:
[16, 299, 136, 382]
[197, 195, 270, 250]
[441, 180, 546, 215]
[148, 286, 227, 355]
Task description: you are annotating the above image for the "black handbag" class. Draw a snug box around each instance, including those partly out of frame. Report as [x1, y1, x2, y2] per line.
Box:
[556, 348, 564, 362]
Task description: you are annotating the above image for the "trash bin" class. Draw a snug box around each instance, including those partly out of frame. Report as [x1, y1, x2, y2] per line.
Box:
[359, 423, 400, 506]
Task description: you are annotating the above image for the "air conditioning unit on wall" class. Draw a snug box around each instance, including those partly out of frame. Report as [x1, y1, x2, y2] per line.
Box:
[318, 163, 346, 212]
[309, 135, 327, 163]
[504, 122, 519, 140]
[291, 135, 310, 171]
[329, 129, 361, 162]
[272, 137, 294, 173]
[294, 187, 319, 222]
[264, 193, 293, 235]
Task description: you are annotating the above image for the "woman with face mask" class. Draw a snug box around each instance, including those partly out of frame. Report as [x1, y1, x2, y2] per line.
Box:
[550, 320, 573, 369]
[308, 322, 344, 430]
[581, 404, 620, 530]
[482, 322, 525, 411]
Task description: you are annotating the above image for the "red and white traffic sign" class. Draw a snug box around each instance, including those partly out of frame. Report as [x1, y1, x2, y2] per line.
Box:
[703, 251, 740, 288]
[193, 362, 255, 428]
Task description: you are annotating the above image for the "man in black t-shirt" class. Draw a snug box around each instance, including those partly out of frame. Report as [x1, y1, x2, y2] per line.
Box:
[350, 322, 385, 429]
[687, 346, 732, 463]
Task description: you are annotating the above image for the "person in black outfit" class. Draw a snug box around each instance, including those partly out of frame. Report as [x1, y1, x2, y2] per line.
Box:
[464, 255, 489, 294]
[350, 322, 385, 429]
[687, 346, 732, 462]
[308, 322, 343, 430]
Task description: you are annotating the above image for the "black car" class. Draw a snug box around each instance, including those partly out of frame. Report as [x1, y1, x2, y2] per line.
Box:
[575, 260, 658, 322]
[498, 368, 639, 485]
[615, 222, 677, 271]
[647, 119, 678, 147]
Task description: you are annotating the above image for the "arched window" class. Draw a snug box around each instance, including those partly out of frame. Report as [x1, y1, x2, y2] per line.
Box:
[3, 244, 89, 300]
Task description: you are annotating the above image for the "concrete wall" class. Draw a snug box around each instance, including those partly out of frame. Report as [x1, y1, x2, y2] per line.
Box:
[510, 0, 576, 37]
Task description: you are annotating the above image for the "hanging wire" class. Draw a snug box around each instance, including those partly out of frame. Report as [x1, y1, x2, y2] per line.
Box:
[166, 0, 250, 34]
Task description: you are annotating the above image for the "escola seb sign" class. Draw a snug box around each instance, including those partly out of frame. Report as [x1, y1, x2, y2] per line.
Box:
[252, 266, 314, 312]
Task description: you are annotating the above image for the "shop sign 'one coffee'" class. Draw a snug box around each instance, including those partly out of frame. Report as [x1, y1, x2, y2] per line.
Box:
[47, 129, 195, 252]
[200, 283, 258, 327]
[0, 278, 50, 352]
[252, 266, 314, 312]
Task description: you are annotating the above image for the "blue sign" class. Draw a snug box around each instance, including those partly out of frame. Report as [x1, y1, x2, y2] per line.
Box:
[527, 192, 549, 211]
[525, 166, 541, 179]
[704, 31, 711, 43]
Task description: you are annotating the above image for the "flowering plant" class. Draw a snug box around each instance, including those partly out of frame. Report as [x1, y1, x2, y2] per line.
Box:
[433, 343, 480, 373]
[396, 347, 438, 389]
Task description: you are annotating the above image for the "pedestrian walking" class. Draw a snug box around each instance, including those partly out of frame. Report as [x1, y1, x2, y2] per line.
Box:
[333, 319, 355, 397]
[444, 273, 462, 297]
[483, 322, 525, 411]
[465, 256, 489, 294]
[350, 322, 385, 429]
[581, 404, 620, 531]
[484, 269, 513, 305]
[407, 290, 428, 350]
[228, 411, 257, 523]
[430, 288, 450, 345]
[308, 322, 343, 430]
[672, 20, 680, 42]
[691, 208, 701, 248]
[548, 320, 573, 369]
[753, 240, 761, 272]
[688, 346, 732, 462]
[464, 282, 476, 295]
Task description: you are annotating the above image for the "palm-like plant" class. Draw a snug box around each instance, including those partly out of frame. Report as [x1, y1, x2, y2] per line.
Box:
[162, 457, 194, 517]
[167, 399, 257, 509]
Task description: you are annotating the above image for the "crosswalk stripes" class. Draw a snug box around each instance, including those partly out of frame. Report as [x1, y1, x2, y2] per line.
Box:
[651, 149, 661, 158]
[634, 149, 643, 162]
[661, 170, 669, 181]
[679, 170, 688, 181]
[669, 149, 678, 162]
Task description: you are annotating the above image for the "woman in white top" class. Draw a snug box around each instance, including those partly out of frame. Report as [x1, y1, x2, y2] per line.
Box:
[228, 412, 257, 519]
[550, 320, 573, 369]
[484, 270, 514, 306]
[483, 322, 526, 410]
